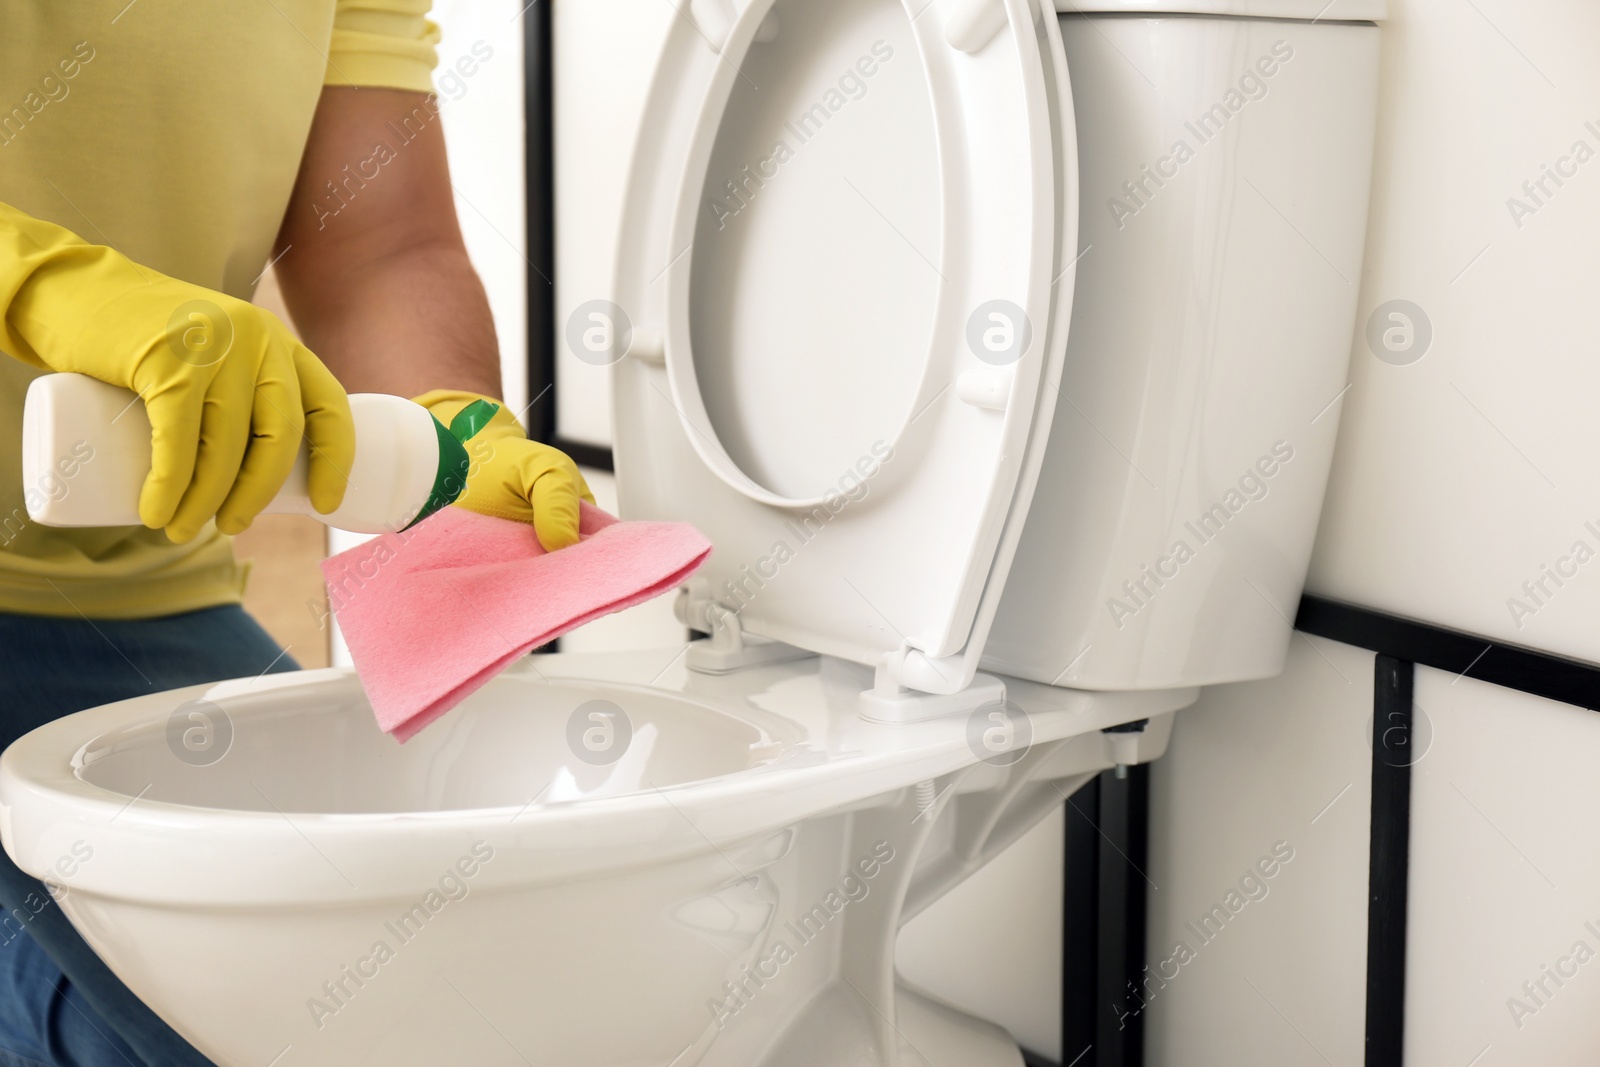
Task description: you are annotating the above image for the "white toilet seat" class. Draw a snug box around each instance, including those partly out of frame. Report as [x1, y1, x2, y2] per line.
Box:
[612, 0, 1080, 702]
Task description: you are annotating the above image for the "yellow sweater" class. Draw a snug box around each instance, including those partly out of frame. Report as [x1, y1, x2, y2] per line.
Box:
[0, 0, 439, 618]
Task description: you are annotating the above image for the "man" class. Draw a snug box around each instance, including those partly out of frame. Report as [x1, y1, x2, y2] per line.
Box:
[0, 3, 587, 1063]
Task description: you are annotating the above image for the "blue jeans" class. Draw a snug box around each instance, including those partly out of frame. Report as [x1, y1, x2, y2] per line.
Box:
[0, 606, 298, 1067]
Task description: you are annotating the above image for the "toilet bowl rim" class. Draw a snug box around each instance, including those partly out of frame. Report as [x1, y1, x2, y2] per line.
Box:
[0, 663, 1189, 822]
[0, 670, 1129, 825]
[0, 668, 1194, 907]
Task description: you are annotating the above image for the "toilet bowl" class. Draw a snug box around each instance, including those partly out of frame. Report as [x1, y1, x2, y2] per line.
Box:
[1, 654, 1190, 1066]
[1, 1, 1384, 1064]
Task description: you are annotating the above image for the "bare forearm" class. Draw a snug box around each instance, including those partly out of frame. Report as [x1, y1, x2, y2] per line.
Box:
[272, 86, 504, 401]
[276, 240, 502, 398]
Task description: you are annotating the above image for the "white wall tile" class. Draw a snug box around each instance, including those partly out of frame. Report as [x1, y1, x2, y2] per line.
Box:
[434, 0, 529, 412]
[1146, 636, 1374, 1067]
[552, 0, 674, 447]
[1306, 0, 1600, 664]
[1405, 667, 1600, 1066]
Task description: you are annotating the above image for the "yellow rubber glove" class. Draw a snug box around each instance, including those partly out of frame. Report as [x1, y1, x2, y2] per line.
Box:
[1, 203, 354, 543]
[413, 390, 594, 551]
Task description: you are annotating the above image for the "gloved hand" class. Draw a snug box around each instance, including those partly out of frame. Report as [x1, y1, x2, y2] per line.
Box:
[2, 202, 354, 543]
[413, 389, 594, 551]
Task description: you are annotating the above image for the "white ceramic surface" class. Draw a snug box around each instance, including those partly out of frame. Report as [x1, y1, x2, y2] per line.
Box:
[984, 13, 1382, 691]
[0, 651, 1193, 1066]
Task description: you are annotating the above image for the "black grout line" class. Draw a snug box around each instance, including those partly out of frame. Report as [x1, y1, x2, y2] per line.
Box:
[553, 435, 615, 474]
[1062, 766, 1148, 1067]
[1366, 655, 1413, 1066]
[525, 2, 560, 658]
[1296, 595, 1600, 711]
[1062, 774, 1100, 1060]
[524, 0, 558, 450]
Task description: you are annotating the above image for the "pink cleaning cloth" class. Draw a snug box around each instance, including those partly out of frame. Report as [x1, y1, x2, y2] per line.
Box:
[322, 503, 711, 742]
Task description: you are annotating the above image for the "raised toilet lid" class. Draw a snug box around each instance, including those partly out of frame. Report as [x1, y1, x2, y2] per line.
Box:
[609, 0, 1079, 693]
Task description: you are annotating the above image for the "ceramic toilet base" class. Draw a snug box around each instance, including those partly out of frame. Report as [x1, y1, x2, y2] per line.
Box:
[664, 737, 1120, 1067]
[753, 983, 1024, 1067]
[896, 986, 1026, 1067]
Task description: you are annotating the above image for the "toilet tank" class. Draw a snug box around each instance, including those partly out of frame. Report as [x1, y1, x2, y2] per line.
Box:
[982, 8, 1382, 690]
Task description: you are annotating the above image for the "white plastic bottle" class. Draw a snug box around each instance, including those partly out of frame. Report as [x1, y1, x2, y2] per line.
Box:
[21, 373, 468, 535]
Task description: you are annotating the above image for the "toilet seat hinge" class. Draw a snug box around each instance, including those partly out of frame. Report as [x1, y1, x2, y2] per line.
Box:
[677, 589, 812, 675]
[859, 643, 1007, 724]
